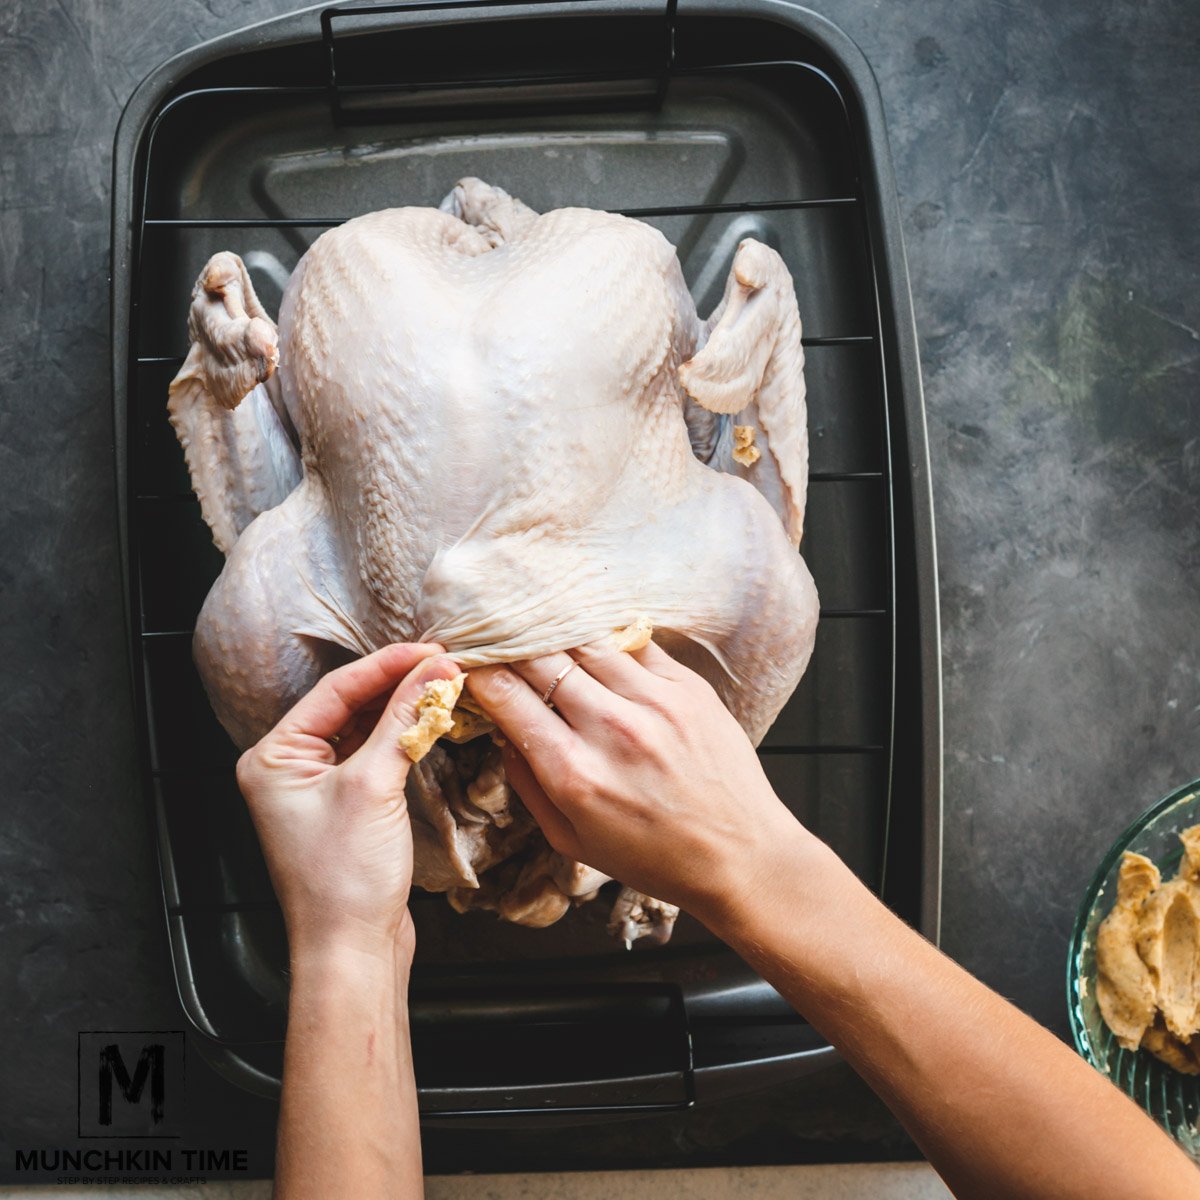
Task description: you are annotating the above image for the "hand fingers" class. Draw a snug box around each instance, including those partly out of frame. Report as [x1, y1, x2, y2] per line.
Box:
[466, 665, 576, 778]
[628, 637, 693, 681]
[509, 651, 609, 723]
[568, 637, 669, 704]
[275, 643, 445, 745]
[502, 745, 581, 860]
[330, 696, 388, 759]
[354, 654, 464, 770]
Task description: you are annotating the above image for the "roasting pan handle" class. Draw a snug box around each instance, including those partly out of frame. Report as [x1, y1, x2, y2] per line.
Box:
[320, 0, 678, 124]
[409, 982, 694, 1116]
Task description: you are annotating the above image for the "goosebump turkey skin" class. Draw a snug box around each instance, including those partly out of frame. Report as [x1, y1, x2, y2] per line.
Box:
[168, 178, 818, 939]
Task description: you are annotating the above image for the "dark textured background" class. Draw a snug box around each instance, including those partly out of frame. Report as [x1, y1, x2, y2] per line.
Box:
[1, 0, 1198, 1180]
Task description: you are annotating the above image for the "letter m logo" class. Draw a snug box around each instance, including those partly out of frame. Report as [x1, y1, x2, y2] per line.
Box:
[99, 1043, 165, 1125]
[78, 1031, 185, 1137]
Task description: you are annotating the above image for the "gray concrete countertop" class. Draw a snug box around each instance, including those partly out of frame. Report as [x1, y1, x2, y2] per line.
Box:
[0, 1164, 953, 1199]
[2, 0, 1197, 1185]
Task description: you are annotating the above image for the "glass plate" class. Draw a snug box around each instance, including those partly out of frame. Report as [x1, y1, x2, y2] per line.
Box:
[1067, 779, 1200, 1159]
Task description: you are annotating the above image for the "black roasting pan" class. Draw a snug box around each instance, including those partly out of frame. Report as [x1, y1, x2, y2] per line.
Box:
[111, 0, 942, 1121]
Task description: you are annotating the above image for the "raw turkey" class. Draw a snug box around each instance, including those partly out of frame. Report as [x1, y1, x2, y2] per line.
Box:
[168, 178, 819, 943]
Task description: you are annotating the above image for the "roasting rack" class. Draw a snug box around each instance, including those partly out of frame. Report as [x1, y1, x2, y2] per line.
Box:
[112, 0, 941, 1121]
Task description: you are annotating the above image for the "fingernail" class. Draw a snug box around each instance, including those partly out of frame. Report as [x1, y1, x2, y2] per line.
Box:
[415, 655, 460, 684]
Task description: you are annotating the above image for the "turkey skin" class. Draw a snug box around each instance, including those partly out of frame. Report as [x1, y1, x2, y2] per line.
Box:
[168, 178, 818, 941]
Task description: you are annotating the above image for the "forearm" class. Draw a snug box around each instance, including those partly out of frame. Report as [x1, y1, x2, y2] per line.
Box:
[275, 936, 423, 1200]
[705, 823, 1196, 1200]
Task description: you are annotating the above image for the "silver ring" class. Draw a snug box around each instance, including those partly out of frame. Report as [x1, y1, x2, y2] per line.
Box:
[541, 661, 579, 709]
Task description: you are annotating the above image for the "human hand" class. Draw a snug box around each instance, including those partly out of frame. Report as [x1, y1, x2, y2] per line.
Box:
[465, 639, 814, 928]
[235, 643, 461, 963]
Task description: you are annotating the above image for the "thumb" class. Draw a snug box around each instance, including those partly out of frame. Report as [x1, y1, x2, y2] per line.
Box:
[501, 744, 582, 862]
[354, 654, 463, 771]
